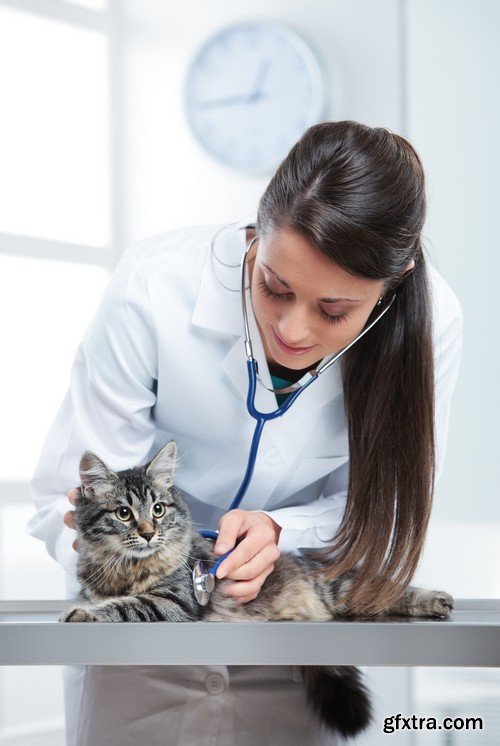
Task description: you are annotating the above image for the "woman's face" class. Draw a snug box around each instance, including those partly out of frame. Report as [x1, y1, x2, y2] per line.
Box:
[249, 228, 386, 372]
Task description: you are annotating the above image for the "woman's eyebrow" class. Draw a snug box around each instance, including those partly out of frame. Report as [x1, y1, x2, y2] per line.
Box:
[261, 263, 366, 303]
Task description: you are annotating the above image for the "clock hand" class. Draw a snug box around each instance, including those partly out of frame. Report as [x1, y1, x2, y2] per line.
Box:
[196, 61, 271, 109]
[197, 93, 255, 109]
[247, 60, 271, 103]
[196, 90, 269, 109]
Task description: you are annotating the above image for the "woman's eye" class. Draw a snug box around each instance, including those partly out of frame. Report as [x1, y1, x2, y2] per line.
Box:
[260, 277, 349, 325]
[318, 308, 349, 325]
[152, 503, 166, 518]
[258, 278, 290, 301]
[115, 507, 132, 521]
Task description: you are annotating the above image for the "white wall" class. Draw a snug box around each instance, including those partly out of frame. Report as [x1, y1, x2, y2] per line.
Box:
[406, 0, 500, 522]
[406, 0, 500, 603]
[122, 0, 402, 239]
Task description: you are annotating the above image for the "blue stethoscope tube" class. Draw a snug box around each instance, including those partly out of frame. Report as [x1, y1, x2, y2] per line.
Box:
[198, 358, 318, 577]
[197, 227, 397, 582]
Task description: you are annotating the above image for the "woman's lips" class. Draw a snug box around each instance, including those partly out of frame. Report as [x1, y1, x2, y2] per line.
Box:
[271, 328, 316, 356]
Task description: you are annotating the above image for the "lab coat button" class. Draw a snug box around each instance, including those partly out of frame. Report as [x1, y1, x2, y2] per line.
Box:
[205, 673, 226, 695]
[264, 447, 281, 465]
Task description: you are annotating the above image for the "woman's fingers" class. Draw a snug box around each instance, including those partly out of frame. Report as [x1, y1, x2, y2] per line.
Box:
[222, 542, 280, 582]
[65, 488, 78, 529]
[212, 510, 283, 602]
[221, 565, 275, 603]
[213, 509, 247, 556]
[66, 488, 79, 551]
[215, 511, 276, 579]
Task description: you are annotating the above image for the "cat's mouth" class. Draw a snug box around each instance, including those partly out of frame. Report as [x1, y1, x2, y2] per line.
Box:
[127, 546, 157, 557]
[118, 536, 161, 557]
[130, 542, 158, 552]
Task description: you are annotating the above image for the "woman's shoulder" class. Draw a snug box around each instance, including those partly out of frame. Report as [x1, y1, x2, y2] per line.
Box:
[426, 261, 463, 345]
[125, 223, 221, 270]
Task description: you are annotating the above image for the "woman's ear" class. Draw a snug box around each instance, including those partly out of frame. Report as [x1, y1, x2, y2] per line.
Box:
[389, 259, 415, 292]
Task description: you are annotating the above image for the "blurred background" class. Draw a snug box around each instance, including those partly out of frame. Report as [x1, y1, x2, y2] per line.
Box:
[0, 0, 499, 743]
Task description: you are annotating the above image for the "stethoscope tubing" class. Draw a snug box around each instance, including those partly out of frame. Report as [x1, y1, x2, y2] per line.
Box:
[198, 364, 317, 576]
[199, 356, 318, 578]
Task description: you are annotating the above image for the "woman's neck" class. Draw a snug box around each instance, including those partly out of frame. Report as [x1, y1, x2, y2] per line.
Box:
[268, 360, 320, 382]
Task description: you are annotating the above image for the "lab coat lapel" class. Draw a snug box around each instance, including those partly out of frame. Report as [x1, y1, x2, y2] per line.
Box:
[283, 360, 344, 429]
[190, 220, 275, 409]
[190, 222, 244, 338]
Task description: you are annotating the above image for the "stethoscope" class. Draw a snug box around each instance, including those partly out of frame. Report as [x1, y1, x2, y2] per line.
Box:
[192, 224, 396, 605]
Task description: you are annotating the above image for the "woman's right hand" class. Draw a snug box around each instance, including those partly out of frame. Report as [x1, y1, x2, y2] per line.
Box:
[63, 488, 79, 552]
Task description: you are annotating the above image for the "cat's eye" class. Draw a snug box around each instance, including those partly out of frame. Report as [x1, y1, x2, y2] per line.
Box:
[115, 506, 132, 522]
[151, 503, 166, 518]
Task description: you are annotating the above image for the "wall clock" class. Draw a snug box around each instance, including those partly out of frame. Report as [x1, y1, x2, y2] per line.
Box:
[184, 21, 326, 175]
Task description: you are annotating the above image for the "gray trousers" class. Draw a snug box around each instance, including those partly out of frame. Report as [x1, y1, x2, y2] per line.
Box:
[63, 664, 340, 746]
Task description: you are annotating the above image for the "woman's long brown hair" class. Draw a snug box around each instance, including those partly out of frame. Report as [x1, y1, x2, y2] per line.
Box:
[256, 120, 435, 616]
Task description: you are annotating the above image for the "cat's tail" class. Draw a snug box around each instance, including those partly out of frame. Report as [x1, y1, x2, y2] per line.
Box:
[301, 665, 373, 738]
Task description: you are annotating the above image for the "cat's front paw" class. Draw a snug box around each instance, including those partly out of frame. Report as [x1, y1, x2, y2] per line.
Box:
[59, 606, 102, 623]
[416, 589, 454, 618]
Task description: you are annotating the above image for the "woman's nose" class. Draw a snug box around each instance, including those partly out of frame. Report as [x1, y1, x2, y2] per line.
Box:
[277, 305, 311, 344]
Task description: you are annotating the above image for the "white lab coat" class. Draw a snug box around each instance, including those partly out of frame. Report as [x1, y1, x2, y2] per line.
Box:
[26, 217, 462, 746]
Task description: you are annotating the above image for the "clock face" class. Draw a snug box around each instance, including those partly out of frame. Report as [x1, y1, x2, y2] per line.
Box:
[184, 22, 325, 175]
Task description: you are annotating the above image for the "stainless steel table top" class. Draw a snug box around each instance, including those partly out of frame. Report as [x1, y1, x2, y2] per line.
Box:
[1, 599, 499, 667]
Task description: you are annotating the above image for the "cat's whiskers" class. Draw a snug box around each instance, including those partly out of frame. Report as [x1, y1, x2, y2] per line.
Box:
[81, 548, 124, 585]
[85, 547, 129, 593]
[84, 552, 125, 593]
[176, 558, 193, 573]
[186, 554, 216, 564]
[152, 538, 194, 574]
[91, 548, 130, 592]
[122, 538, 141, 549]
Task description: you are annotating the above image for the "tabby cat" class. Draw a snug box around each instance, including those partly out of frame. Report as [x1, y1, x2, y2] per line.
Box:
[60, 441, 454, 739]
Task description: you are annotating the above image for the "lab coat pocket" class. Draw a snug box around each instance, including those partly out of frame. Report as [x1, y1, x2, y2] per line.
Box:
[284, 455, 348, 499]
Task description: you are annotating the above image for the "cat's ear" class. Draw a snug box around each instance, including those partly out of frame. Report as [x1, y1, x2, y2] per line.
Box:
[145, 441, 177, 492]
[79, 451, 119, 500]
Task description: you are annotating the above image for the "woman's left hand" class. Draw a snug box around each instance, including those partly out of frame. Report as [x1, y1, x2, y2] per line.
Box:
[214, 509, 282, 604]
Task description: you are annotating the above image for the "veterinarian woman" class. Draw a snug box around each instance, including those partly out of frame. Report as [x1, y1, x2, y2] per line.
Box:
[27, 120, 462, 746]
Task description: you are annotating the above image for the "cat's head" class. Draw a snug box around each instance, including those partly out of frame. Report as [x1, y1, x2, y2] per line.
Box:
[74, 441, 192, 565]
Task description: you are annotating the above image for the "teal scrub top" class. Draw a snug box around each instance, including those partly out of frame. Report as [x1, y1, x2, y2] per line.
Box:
[270, 374, 293, 407]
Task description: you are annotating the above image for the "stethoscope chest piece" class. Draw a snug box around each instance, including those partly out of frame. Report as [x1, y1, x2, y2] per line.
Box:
[192, 561, 215, 606]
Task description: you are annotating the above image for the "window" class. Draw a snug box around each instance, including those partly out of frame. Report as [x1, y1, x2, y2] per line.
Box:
[0, 1, 116, 600]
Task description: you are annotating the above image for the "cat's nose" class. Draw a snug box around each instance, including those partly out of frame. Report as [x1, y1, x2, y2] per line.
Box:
[139, 531, 155, 543]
